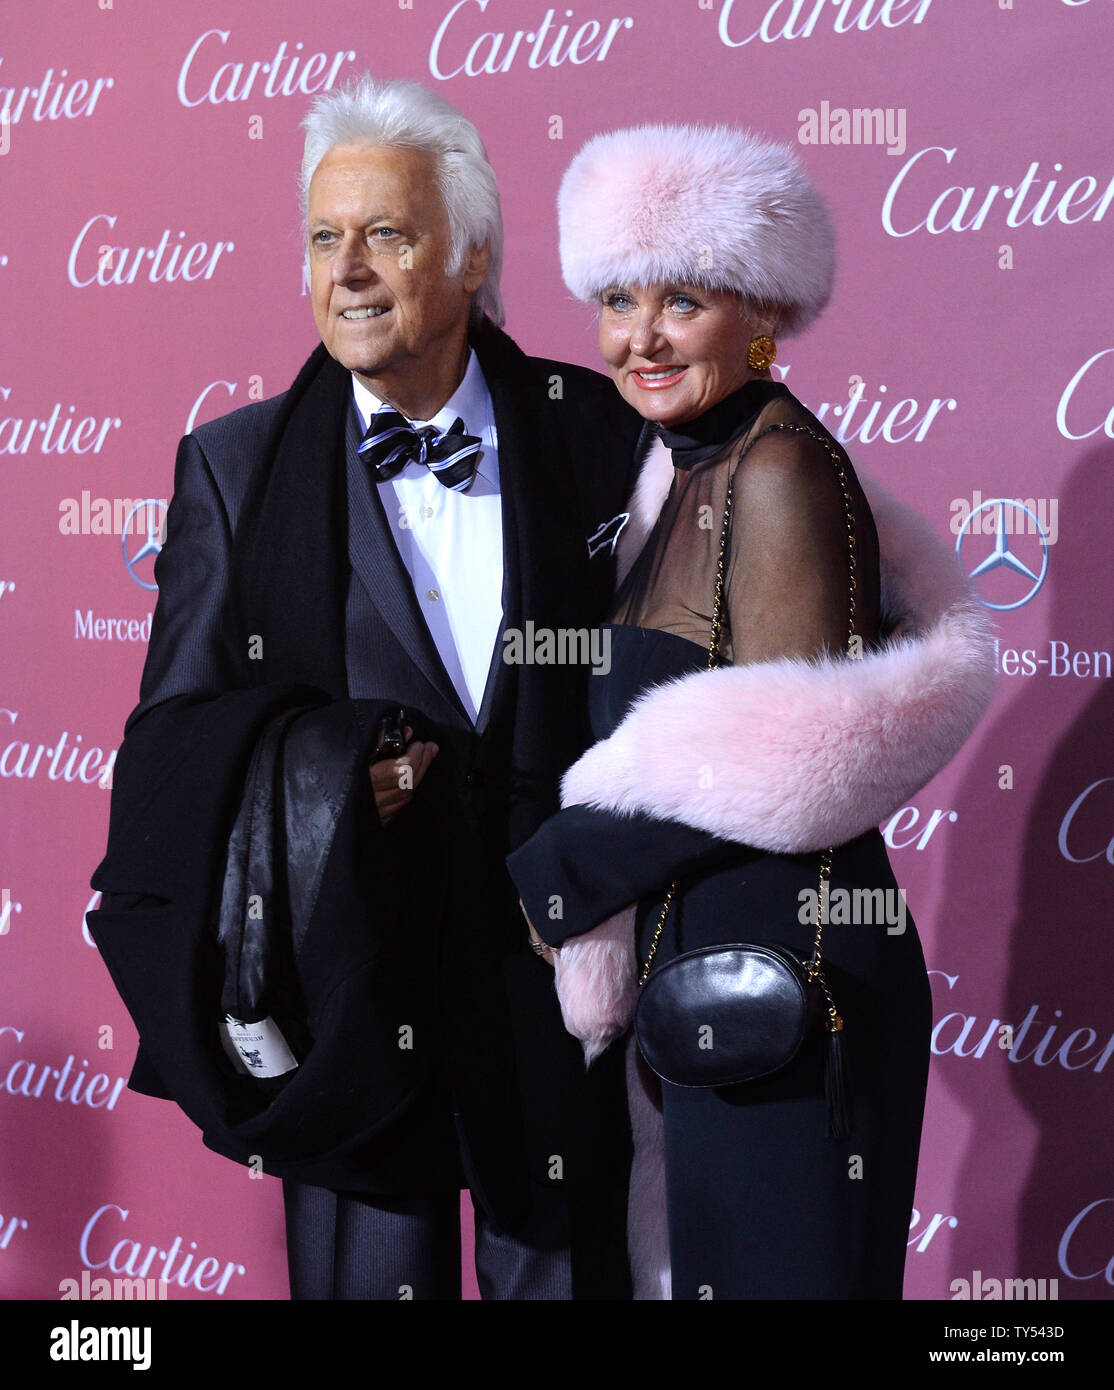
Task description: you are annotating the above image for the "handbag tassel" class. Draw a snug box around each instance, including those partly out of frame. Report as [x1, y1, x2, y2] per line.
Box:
[824, 1020, 852, 1140]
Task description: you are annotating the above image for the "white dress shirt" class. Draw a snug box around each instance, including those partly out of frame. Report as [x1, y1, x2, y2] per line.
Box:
[351, 351, 503, 724]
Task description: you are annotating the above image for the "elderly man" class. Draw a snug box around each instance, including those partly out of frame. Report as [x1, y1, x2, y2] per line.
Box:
[89, 76, 642, 1300]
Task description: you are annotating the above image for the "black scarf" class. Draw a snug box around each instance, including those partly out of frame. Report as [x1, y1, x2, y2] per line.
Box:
[234, 341, 352, 696]
[658, 377, 789, 468]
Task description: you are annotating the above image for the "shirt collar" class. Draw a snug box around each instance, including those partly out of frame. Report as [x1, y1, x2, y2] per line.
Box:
[350, 349, 499, 485]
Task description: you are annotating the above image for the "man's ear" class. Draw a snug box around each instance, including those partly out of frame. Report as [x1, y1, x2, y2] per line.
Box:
[462, 241, 490, 294]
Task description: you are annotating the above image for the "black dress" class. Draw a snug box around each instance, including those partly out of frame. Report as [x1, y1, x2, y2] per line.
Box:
[508, 379, 932, 1299]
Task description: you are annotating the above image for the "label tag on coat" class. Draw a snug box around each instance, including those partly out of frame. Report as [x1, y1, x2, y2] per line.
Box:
[220, 1015, 299, 1078]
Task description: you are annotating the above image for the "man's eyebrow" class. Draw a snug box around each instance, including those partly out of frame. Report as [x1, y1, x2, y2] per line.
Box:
[308, 213, 399, 229]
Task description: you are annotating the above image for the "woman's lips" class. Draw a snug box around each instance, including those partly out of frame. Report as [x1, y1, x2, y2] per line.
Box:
[630, 366, 687, 390]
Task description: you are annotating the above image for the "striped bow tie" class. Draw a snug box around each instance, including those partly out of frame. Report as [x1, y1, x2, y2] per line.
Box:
[359, 406, 483, 492]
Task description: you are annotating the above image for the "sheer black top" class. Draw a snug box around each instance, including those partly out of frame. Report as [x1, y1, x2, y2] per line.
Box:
[614, 378, 879, 664]
[507, 379, 883, 947]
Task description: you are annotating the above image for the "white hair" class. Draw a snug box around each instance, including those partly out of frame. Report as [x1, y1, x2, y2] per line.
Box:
[299, 74, 504, 326]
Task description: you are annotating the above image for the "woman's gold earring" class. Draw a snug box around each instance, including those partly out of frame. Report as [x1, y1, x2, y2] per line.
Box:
[747, 335, 777, 371]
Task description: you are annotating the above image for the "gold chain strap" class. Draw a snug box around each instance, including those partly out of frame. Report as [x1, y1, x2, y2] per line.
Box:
[637, 421, 859, 1036]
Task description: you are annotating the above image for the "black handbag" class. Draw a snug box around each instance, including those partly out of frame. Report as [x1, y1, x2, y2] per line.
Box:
[632, 423, 857, 1138]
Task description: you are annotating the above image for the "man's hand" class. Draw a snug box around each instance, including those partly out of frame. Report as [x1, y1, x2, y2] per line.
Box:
[520, 898, 559, 967]
[370, 725, 438, 825]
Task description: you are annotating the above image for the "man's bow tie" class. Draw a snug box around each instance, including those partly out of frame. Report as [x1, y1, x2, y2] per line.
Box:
[359, 405, 483, 492]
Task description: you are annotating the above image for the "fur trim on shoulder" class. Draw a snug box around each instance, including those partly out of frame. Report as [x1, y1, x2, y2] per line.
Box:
[566, 472, 997, 853]
[616, 435, 673, 587]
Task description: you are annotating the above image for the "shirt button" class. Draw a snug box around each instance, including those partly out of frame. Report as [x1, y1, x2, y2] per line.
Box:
[426, 588, 439, 602]
[421, 505, 434, 518]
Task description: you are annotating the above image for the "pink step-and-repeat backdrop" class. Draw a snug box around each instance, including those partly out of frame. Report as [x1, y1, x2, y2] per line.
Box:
[2, 0, 1112, 1304]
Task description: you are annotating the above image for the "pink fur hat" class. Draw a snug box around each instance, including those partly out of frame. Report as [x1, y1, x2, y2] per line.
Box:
[557, 123, 835, 335]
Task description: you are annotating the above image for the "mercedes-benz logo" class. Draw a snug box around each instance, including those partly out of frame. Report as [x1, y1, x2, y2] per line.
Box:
[122, 499, 168, 592]
[956, 498, 1050, 611]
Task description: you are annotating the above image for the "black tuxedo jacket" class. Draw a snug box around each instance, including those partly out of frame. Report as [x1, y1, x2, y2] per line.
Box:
[90, 320, 645, 1251]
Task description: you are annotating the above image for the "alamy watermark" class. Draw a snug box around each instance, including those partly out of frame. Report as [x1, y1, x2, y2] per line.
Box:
[49, 1319, 152, 1370]
[59, 493, 168, 537]
[798, 886, 907, 934]
[798, 102, 907, 157]
[948, 1270, 1060, 1301]
[502, 622, 611, 675]
[58, 1270, 168, 1301]
[950, 491, 1059, 544]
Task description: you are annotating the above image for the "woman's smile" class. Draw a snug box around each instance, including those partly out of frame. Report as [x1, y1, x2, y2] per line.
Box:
[629, 364, 689, 390]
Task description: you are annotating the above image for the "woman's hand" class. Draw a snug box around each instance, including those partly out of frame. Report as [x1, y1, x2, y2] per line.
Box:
[370, 726, 439, 826]
[519, 898, 559, 966]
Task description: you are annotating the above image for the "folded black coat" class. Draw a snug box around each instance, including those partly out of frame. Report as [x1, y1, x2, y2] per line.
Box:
[88, 684, 431, 1180]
